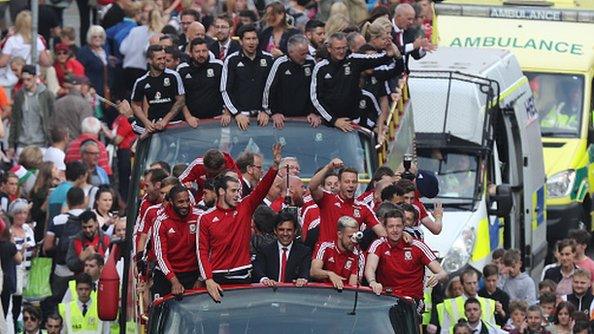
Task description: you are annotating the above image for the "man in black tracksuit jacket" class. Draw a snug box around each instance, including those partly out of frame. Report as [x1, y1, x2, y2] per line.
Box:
[262, 35, 320, 129]
[310, 32, 400, 131]
[561, 268, 594, 316]
[221, 24, 273, 130]
[178, 37, 225, 125]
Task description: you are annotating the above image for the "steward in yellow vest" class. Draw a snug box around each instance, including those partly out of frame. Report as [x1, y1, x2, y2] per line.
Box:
[58, 273, 103, 334]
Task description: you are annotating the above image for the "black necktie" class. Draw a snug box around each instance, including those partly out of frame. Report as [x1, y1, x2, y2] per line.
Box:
[82, 303, 88, 317]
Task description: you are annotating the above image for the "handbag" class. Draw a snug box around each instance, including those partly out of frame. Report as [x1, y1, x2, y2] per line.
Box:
[22, 257, 53, 300]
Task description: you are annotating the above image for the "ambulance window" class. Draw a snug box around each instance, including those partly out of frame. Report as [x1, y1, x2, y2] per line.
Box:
[526, 72, 584, 138]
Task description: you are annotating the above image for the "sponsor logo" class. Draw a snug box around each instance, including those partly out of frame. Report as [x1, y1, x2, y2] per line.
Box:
[144, 83, 151, 89]
[238, 62, 245, 67]
[324, 73, 332, 79]
[185, 73, 192, 79]
[167, 228, 176, 234]
[284, 69, 291, 75]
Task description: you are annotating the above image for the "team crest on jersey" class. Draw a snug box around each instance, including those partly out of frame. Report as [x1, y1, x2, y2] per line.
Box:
[164, 78, 170, 87]
[304, 67, 311, 76]
[207, 69, 215, 77]
[353, 209, 360, 218]
[345, 260, 352, 270]
[344, 65, 351, 75]
[260, 59, 267, 67]
[359, 100, 366, 109]
[404, 250, 412, 261]
[189, 224, 197, 234]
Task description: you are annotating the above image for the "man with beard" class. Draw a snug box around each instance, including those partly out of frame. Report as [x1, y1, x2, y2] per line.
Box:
[179, 38, 229, 128]
[209, 14, 241, 60]
[308, 159, 386, 245]
[131, 44, 185, 135]
[152, 185, 201, 298]
[304, 20, 325, 57]
[198, 144, 282, 302]
[179, 149, 242, 200]
[134, 177, 183, 276]
[66, 210, 111, 274]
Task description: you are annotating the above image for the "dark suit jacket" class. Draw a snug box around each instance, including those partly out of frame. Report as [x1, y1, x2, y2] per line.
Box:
[209, 39, 241, 60]
[252, 241, 311, 283]
[391, 26, 426, 72]
[241, 178, 253, 198]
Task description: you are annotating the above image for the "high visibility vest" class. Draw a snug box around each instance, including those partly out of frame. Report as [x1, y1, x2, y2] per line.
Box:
[436, 296, 496, 334]
[422, 288, 432, 325]
[541, 103, 577, 129]
[59, 299, 102, 334]
[68, 280, 98, 302]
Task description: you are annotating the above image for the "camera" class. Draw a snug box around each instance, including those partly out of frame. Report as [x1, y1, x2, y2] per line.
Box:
[402, 154, 416, 181]
[350, 231, 364, 243]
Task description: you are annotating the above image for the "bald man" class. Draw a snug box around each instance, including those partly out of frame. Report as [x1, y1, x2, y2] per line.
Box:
[391, 3, 435, 70]
[181, 22, 215, 55]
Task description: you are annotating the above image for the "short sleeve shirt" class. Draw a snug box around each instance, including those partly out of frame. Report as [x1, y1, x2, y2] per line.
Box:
[368, 238, 436, 299]
[131, 68, 185, 121]
[314, 241, 364, 282]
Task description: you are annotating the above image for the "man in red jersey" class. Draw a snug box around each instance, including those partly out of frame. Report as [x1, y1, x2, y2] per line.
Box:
[310, 216, 365, 290]
[308, 158, 386, 244]
[365, 209, 447, 315]
[395, 178, 443, 235]
[152, 185, 201, 298]
[179, 149, 241, 192]
[198, 143, 282, 302]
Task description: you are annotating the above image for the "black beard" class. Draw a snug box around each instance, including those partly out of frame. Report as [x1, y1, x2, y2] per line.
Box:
[173, 206, 188, 217]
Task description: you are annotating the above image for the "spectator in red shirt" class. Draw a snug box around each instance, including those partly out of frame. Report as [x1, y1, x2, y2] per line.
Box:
[308, 158, 386, 245]
[152, 185, 200, 298]
[66, 210, 111, 274]
[198, 144, 282, 302]
[365, 209, 447, 310]
[64, 117, 113, 175]
[53, 43, 85, 95]
[310, 216, 365, 290]
[108, 100, 136, 201]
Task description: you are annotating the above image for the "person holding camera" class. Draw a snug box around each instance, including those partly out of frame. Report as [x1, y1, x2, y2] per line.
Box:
[310, 216, 365, 290]
[308, 158, 387, 245]
[365, 209, 447, 318]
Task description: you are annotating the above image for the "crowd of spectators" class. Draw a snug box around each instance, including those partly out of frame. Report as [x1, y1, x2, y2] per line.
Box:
[0, 0, 591, 334]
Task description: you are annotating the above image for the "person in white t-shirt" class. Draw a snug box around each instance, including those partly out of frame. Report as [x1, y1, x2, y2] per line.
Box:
[43, 128, 68, 180]
[0, 11, 51, 70]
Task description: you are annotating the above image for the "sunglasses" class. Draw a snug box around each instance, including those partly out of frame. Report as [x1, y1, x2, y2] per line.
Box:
[24, 316, 38, 322]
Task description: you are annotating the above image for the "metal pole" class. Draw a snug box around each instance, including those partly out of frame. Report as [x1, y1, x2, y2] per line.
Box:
[31, 0, 39, 65]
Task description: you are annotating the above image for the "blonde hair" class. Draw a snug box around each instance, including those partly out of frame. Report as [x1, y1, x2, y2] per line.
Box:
[86, 25, 106, 45]
[330, 2, 349, 18]
[372, 17, 392, 34]
[148, 8, 164, 32]
[15, 11, 33, 43]
[325, 14, 350, 37]
[361, 21, 386, 42]
[18, 146, 44, 170]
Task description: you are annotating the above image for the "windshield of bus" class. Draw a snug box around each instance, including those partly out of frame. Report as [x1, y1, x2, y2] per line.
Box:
[525, 73, 585, 138]
[417, 149, 479, 205]
[143, 121, 375, 180]
[156, 287, 404, 333]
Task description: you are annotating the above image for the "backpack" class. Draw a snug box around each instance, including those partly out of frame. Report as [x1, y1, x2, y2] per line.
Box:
[65, 232, 108, 273]
[54, 213, 82, 265]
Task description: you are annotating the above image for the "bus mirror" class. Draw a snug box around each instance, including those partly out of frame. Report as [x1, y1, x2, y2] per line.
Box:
[488, 184, 513, 217]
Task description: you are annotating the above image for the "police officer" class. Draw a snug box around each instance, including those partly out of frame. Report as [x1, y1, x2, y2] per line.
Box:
[130, 44, 185, 135]
[310, 32, 399, 132]
[221, 24, 274, 130]
[263, 35, 321, 129]
[178, 38, 229, 128]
